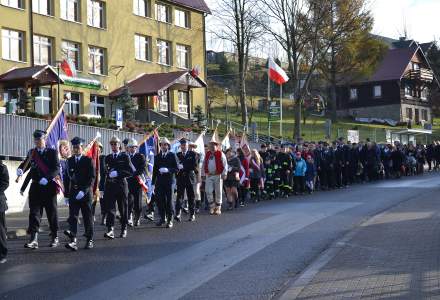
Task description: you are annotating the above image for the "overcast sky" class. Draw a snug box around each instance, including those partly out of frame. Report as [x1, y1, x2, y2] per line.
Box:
[206, 0, 440, 52]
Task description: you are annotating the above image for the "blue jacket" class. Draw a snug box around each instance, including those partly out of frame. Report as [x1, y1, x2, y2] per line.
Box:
[294, 158, 307, 176]
[305, 161, 316, 181]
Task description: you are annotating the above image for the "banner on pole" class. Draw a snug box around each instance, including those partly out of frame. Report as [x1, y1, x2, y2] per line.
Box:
[268, 100, 281, 121]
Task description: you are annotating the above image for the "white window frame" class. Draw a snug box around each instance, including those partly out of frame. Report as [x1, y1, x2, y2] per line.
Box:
[405, 85, 412, 97]
[64, 91, 81, 115]
[1, 29, 24, 62]
[155, 2, 170, 23]
[33, 35, 52, 65]
[61, 40, 80, 71]
[349, 88, 357, 101]
[176, 44, 189, 69]
[421, 88, 429, 101]
[90, 94, 105, 116]
[1, 0, 24, 9]
[177, 91, 189, 114]
[157, 39, 170, 65]
[421, 109, 428, 122]
[133, 0, 149, 17]
[412, 62, 420, 71]
[158, 91, 168, 112]
[134, 34, 150, 61]
[60, 0, 80, 22]
[175, 9, 189, 28]
[87, 0, 105, 28]
[33, 0, 52, 15]
[35, 87, 51, 115]
[88, 46, 105, 75]
[373, 85, 382, 98]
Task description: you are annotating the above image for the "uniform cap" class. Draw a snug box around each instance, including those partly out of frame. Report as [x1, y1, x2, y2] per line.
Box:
[159, 137, 171, 146]
[110, 136, 121, 143]
[179, 138, 188, 144]
[122, 138, 129, 145]
[127, 138, 138, 147]
[70, 137, 85, 146]
[33, 130, 46, 139]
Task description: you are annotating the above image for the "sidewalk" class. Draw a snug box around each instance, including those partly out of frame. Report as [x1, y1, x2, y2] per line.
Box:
[281, 188, 440, 299]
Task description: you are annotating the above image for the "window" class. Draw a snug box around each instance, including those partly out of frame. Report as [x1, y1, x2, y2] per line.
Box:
[87, 0, 105, 28]
[422, 109, 428, 121]
[61, 40, 80, 71]
[64, 91, 80, 115]
[373, 85, 382, 98]
[133, 0, 149, 17]
[412, 62, 420, 71]
[176, 44, 190, 69]
[155, 3, 170, 23]
[405, 84, 411, 97]
[406, 107, 413, 120]
[35, 88, 51, 115]
[177, 91, 188, 114]
[349, 88, 357, 101]
[1, 29, 24, 61]
[157, 39, 171, 65]
[421, 88, 429, 101]
[134, 34, 151, 61]
[175, 9, 189, 28]
[1, 0, 24, 9]
[33, 0, 52, 15]
[88, 46, 105, 74]
[159, 92, 168, 112]
[90, 95, 105, 116]
[60, 0, 80, 22]
[33, 35, 52, 65]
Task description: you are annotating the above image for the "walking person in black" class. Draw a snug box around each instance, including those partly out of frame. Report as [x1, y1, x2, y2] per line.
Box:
[17, 130, 60, 249]
[126, 138, 146, 227]
[0, 159, 9, 263]
[64, 137, 96, 251]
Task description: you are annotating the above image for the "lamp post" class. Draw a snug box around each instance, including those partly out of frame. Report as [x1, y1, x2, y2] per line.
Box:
[224, 88, 229, 130]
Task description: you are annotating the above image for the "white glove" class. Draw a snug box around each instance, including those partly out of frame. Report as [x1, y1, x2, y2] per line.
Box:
[17, 168, 23, 176]
[228, 166, 232, 172]
[39, 177, 48, 186]
[159, 167, 169, 174]
[75, 191, 85, 200]
[109, 170, 118, 178]
[178, 164, 184, 170]
[99, 191, 104, 198]
[151, 185, 155, 194]
[64, 197, 69, 205]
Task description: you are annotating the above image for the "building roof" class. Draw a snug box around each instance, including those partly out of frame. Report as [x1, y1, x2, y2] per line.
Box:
[109, 71, 207, 98]
[169, 0, 211, 14]
[0, 65, 63, 86]
[367, 47, 416, 82]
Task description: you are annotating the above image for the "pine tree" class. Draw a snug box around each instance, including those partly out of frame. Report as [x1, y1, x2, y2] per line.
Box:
[193, 105, 205, 126]
[117, 84, 137, 121]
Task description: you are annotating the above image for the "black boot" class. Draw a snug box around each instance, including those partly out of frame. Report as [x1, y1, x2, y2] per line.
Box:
[128, 213, 134, 227]
[85, 239, 94, 249]
[120, 228, 127, 238]
[50, 234, 59, 248]
[24, 232, 38, 249]
[188, 213, 195, 222]
[174, 210, 182, 222]
[104, 227, 115, 239]
[65, 237, 78, 251]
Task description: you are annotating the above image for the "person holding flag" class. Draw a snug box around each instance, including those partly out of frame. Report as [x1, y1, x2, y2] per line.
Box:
[64, 137, 96, 251]
[139, 130, 158, 221]
[126, 138, 146, 227]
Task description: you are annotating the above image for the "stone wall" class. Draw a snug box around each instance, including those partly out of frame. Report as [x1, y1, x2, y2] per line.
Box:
[337, 104, 402, 121]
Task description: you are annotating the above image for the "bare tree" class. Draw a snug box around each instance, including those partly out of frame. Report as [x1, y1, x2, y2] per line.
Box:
[213, 0, 263, 130]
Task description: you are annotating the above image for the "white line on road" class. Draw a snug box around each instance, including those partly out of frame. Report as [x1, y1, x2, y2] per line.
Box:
[66, 201, 360, 300]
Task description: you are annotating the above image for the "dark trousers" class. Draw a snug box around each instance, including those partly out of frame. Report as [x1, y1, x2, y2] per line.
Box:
[156, 183, 173, 222]
[294, 176, 305, 193]
[0, 212, 7, 259]
[68, 199, 94, 239]
[320, 167, 334, 189]
[105, 183, 128, 230]
[28, 183, 58, 235]
[92, 193, 106, 217]
[176, 178, 195, 215]
[250, 178, 261, 201]
[334, 165, 343, 187]
[128, 185, 143, 220]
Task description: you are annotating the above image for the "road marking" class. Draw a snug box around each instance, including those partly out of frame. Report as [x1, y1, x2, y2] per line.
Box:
[66, 202, 360, 300]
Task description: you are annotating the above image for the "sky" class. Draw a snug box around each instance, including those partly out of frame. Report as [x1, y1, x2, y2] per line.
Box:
[206, 0, 440, 53]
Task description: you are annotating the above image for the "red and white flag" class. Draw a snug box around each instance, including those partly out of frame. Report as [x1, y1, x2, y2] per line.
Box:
[268, 57, 289, 85]
[60, 59, 76, 77]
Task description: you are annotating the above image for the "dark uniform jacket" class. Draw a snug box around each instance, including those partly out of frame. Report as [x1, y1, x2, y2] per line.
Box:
[127, 152, 147, 189]
[152, 151, 178, 186]
[98, 154, 106, 191]
[104, 152, 133, 190]
[19, 148, 60, 191]
[176, 150, 198, 185]
[0, 162, 9, 212]
[60, 159, 70, 198]
[67, 155, 96, 201]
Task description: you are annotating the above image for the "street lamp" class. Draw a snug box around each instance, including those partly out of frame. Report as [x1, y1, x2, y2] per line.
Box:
[224, 88, 229, 129]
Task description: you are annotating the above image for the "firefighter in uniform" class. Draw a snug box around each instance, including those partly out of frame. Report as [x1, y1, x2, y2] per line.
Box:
[103, 136, 133, 239]
[17, 130, 60, 249]
[152, 137, 179, 228]
[126, 138, 146, 227]
[175, 138, 198, 222]
[64, 137, 95, 251]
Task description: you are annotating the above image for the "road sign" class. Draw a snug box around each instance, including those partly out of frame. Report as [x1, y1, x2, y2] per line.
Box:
[347, 130, 359, 143]
[268, 100, 281, 121]
[116, 109, 123, 128]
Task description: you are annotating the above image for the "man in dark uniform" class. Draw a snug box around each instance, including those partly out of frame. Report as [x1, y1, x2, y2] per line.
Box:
[276, 144, 293, 196]
[103, 136, 133, 239]
[0, 159, 9, 263]
[333, 141, 344, 188]
[152, 137, 178, 228]
[126, 138, 146, 227]
[175, 138, 198, 222]
[321, 142, 335, 189]
[17, 130, 60, 249]
[64, 137, 95, 251]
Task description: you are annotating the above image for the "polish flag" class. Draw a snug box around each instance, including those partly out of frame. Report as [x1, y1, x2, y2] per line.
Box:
[60, 59, 76, 77]
[268, 57, 289, 85]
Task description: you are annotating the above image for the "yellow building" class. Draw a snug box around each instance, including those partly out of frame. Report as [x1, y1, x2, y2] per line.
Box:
[0, 0, 209, 124]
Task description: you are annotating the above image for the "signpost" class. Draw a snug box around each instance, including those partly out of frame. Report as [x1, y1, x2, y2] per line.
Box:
[268, 100, 281, 138]
[116, 109, 123, 129]
[347, 130, 359, 143]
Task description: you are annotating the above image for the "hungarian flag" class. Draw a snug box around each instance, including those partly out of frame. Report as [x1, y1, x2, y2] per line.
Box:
[60, 59, 76, 77]
[85, 140, 100, 197]
[268, 57, 289, 85]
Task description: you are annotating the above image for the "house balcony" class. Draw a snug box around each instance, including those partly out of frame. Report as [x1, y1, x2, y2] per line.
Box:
[407, 68, 434, 82]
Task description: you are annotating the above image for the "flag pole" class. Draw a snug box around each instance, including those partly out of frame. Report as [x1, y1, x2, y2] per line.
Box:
[267, 60, 271, 139]
[280, 83, 283, 140]
[16, 99, 67, 183]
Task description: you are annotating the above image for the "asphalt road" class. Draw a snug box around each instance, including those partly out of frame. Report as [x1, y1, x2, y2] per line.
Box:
[1, 173, 439, 300]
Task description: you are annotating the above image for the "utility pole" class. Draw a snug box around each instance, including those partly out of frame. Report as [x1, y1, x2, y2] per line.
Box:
[29, 0, 34, 66]
[224, 88, 229, 130]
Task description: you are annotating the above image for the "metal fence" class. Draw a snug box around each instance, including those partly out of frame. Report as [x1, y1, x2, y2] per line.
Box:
[0, 114, 144, 159]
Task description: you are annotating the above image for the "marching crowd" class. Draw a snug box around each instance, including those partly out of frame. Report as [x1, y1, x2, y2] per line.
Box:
[0, 129, 438, 264]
